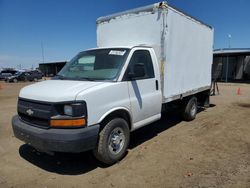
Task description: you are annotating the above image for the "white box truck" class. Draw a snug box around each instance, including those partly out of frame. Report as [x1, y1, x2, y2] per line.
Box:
[12, 2, 214, 164]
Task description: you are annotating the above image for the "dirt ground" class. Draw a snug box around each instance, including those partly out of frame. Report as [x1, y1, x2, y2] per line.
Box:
[0, 81, 250, 188]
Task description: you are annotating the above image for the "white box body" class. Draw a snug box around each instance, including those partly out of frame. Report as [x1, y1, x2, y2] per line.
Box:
[97, 3, 214, 103]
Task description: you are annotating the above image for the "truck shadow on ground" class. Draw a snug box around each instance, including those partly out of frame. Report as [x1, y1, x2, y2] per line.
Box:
[19, 107, 210, 175]
[129, 110, 182, 149]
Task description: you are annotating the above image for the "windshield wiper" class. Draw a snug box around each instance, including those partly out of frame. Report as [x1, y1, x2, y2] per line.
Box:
[78, 77, 96, 81]
[54, 75, 97, 81]
[54, 74, 65, 80]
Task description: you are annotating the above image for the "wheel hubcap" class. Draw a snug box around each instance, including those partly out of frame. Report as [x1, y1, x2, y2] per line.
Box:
[190, 103, 197, 116]
[108, 127, 125, 155]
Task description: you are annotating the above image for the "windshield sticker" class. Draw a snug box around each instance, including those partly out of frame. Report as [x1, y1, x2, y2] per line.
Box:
[109, 50, 126, 56]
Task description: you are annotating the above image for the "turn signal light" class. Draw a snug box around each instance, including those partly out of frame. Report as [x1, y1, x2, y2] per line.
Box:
[50, 118, 86, 127]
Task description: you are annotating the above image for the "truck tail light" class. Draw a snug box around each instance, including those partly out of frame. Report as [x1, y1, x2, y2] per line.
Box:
[50, 118, 86, 128]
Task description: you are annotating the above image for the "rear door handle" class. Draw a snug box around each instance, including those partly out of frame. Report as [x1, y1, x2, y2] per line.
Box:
[155, 80, 159, 90]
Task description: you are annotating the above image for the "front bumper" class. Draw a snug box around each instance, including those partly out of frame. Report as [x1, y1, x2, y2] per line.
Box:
[12, 115, 100, 153]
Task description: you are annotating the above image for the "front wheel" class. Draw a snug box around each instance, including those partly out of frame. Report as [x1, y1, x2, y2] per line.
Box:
[93, 118, 130, 165]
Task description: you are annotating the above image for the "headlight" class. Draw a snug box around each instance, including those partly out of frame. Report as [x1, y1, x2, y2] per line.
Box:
[62, 102, 86, 117]
[51, 101, 87, 128]
[64, 105, 73, 116]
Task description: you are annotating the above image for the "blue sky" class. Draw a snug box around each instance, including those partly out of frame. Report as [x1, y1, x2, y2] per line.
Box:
[1, 0, 250, 68]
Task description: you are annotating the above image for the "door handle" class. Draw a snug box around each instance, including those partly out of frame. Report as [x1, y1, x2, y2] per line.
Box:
[155, 80, 159, 90]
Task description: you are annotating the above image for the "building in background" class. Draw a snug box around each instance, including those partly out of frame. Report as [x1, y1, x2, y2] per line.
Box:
[39, 61, 67, 77]
[213, 48, 250, 82]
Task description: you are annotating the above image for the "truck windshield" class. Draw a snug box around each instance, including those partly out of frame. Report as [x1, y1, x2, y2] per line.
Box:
[56, 48, 130, 81]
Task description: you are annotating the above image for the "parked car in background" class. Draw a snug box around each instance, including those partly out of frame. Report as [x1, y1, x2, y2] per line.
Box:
[0, 73, 13, 80]
[5, 71, 30, 83]
[26, 70, 44, 81]
[0, 70, 17, 80]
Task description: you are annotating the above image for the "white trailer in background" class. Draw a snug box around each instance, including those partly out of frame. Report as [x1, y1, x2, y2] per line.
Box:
[12, 2, 214, 165]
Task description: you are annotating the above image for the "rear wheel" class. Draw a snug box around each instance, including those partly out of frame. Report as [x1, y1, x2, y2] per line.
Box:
[93, 118, 130, 165]
[181, 96, 197, 121]
[13, 78, 18, 83]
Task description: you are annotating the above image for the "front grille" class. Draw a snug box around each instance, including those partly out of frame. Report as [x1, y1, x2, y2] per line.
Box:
[19, 113, 50, 128]
[18, 98, 52, 128]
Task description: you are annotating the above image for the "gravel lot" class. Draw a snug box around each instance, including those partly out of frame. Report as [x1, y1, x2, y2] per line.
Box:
[0, 81, 250, 188]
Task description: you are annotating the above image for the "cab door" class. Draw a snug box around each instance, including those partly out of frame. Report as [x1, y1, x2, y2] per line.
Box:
[123, 49, 162, 130]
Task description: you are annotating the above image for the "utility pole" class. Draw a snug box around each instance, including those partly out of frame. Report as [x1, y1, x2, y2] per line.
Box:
[225, 34, 232, 82]
[41, 41, 45, 64]
[228, 34, 231, 48]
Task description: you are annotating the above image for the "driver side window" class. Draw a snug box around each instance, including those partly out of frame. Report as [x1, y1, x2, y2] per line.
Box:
[123, 50, 155, 81]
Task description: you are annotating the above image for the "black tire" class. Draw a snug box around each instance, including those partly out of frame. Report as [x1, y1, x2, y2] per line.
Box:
[93, 118, 130, 165]
[181, 96, 197, 121]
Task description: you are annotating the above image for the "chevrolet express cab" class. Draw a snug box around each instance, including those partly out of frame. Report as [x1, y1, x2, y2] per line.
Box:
[12, 2, 214, 164]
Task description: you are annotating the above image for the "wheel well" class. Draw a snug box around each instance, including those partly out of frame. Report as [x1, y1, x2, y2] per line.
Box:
[179, 90, 210, 106]
[195, 89, 210, 107]
[99, 110, 132, 131]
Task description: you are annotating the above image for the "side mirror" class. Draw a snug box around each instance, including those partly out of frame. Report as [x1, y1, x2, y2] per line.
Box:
[128, 63, 145, 79]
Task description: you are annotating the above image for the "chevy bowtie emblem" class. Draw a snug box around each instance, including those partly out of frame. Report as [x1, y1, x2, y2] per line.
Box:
[26, 109, 34, 116]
